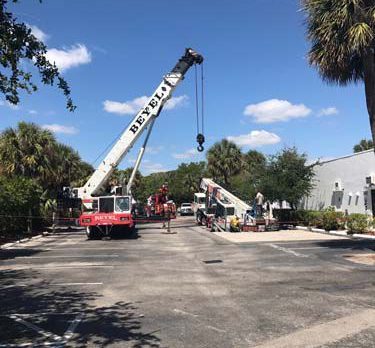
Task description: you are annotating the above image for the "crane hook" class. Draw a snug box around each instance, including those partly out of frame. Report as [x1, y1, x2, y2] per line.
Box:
[196, 133, 205, 152]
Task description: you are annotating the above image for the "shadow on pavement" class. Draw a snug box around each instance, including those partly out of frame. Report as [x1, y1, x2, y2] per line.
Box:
[0, 269, 161, 347]
[315, 239, 375, 251]
[0, 248, 47, 260]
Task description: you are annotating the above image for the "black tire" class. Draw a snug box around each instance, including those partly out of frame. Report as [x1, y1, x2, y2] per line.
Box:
[86, 226, 101, 240]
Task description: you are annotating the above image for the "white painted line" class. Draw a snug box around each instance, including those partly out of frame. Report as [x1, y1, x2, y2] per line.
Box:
[173, 308, 199, 317]
[50, 248, 127, 251]
[0, 312, 81, 317]
[22, 265, 115, 270]
[9, 315, 62, 341]
[51, 282, 103, 286]
[253, 308, 375, 348]
[268, 244, 309, 258]
[63, 313, 83, 340]
[289, 247, 329, 250]
[37, 265, 114, 269]
[16, 254, 119, 259]
[206, 325, 226, 333]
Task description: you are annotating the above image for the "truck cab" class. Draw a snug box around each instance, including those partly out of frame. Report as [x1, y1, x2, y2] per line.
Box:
[80, 195, 135, 239]
[193, 193, 206, 213]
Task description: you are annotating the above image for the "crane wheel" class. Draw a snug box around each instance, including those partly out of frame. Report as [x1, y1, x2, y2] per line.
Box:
[86, 226, 101, 240]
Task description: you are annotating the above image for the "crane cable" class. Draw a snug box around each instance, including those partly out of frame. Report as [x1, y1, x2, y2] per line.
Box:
[195, 63, 205, 152]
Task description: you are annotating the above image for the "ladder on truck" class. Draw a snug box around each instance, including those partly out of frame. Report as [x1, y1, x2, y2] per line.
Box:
[199, 178, 258, 231]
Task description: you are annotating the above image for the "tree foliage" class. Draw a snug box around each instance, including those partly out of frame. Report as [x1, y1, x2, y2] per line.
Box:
[0, 176, 42, 236]
[0, 122, 93, 191]
[206, 139, 242, 186]
[261, 147, 315, 209]
[302, 0, 375, 146]
[0, 0, 75, 110]
[230, 150, 266, 201]
[353, 138, 374, 152]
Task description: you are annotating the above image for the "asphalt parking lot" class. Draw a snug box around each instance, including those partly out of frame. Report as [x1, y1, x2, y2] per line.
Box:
[1, 216, 375, 347]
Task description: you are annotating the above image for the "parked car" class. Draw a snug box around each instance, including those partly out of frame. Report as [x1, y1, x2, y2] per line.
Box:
[180, 203, 194, 216]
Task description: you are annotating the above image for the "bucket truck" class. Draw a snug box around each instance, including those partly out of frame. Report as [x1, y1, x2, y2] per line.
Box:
[195, 178, 262, 231]
[76, 48, 204, 239]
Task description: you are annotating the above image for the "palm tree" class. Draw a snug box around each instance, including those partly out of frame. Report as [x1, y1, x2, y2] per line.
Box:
[0, 122, 56, 185]
[353, 138, 374, 152]
[303, 1, 375, 146]
[206, 139, 242, 186]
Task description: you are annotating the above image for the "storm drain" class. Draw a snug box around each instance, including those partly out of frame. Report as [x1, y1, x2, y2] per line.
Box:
[202, 259, 223, 264]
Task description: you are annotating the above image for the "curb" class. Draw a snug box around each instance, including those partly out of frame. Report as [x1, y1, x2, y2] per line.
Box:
[353, 233, 375, 240]
[0, 231, 49, 249]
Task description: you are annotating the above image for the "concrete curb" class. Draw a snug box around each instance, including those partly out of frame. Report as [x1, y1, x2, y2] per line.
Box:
[296, 226, 309, 231]
[311, 228, 326, 233]
[353, 233, 375, 240]
[0, 231, 49, 249]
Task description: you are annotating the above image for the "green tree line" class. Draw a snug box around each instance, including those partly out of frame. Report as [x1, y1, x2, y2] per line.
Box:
[0, 122, 92, 240]
[114, 140, 314, 210]
[0, 122, 315, 242]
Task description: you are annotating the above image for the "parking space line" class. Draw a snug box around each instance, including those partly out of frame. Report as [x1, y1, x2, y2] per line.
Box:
[3, 265, 116, 270]
[51, 282, 103, 286]
[9, 315, 62, 341]
[63, 313, 83, 340]
[16, 255, 119, 259]
[254, 308, 375, 348]
[288, 247, 329, 250]
[268, 244, 309, 258]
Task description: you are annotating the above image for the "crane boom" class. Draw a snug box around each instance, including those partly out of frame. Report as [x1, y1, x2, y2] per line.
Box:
[77, 48, 203, 199]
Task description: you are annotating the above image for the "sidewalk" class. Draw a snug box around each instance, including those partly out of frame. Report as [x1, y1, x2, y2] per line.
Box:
[212, 229, 348, 243]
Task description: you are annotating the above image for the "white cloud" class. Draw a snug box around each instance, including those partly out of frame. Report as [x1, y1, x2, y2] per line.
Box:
[244, 99, 311, 123]
[103, 95, 188, 115]
[42, 124, 78, 135]
[27, 24, 49, 42]
[172, 148, 199, 159]
[0, 100, 19, 110]
[29, 110, 37, 115]
[318, 107, 339, 116]
[103, 96, 149, 115]
[146, 146, 164, 155]
[45, 44, 91, 72]
[164, 95, 188, 110]
[227, 130, 281, 147]
[141, 160, 168, 174]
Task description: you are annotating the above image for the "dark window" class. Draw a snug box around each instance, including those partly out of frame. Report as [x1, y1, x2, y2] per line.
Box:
[226, 207, 235, 216]
[99, 197, 114, 213]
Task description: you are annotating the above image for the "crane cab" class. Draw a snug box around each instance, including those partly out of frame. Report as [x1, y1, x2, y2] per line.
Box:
[79, 195, 135, 239]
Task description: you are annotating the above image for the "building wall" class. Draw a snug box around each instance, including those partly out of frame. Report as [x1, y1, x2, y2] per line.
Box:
[304, 150, 375, 215]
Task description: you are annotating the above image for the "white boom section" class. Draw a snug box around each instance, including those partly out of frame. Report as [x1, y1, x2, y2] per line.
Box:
[77, 49, 203, 199]
[200, 178, 252, 219]
[126, 118, 155, 195]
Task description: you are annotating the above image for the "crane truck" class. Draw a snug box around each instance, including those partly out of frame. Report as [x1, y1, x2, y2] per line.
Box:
[75, 48, 204, 239]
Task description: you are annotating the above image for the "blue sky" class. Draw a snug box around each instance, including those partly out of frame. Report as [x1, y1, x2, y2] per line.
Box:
[0, 0, 371, 174]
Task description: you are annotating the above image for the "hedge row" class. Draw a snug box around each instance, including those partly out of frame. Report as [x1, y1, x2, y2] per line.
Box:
[273, 207, 373, 234]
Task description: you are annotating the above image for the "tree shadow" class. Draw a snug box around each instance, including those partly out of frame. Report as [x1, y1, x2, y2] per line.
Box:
[0, 248, 47, 260]
[315, 239, 375, 251]
[0, 269, 161, 347]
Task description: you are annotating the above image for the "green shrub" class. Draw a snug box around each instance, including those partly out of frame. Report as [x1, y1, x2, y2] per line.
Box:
[346, 214, 369, 234]
[322, 207, 344, 231]
[306, 211, 324, 228]
[0, 176, 42, 239]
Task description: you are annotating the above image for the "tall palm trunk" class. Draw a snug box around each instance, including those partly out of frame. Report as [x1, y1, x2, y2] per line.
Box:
[363, 50, 375, 149]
